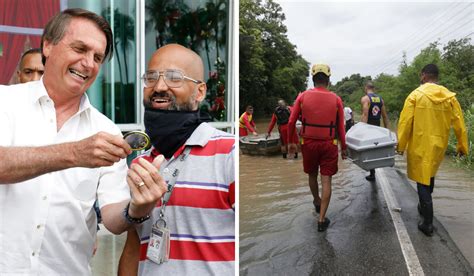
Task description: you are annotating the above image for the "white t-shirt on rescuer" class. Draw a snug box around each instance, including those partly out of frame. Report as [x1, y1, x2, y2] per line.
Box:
[344, 106, 353, 121]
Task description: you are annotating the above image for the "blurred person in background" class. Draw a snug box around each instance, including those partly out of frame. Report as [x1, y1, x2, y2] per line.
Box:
[239, 105, 257, 136]
[266, 99, 299, 159]
[17, 48, 44, 83]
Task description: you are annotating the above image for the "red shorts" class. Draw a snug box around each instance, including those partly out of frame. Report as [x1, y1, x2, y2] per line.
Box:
[239, 127, 248, 137]
[278, 124, 299, 145]
[301, 138, 338, 176]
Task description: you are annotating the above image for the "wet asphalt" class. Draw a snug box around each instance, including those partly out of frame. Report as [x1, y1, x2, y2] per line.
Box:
[240, 162, 473, 275]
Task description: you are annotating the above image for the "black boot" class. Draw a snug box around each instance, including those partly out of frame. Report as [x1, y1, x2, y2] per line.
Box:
[418, 202, 434, 236]
[418, 223, 433, 236]
[365, 170, 375, 181]
[283, 153, 287, 159]
[294, 153, 298, 159]
[318, 218, 330, 232]
[313, 200, 320, 213]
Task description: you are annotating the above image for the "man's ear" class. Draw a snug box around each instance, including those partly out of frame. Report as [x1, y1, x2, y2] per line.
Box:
[42, 40, 52, 60]
[196, 82, 207, 102]
[420, 73, 425, 84]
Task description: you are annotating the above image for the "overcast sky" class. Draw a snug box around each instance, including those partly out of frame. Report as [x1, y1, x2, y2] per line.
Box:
[275, 0, 474, 84]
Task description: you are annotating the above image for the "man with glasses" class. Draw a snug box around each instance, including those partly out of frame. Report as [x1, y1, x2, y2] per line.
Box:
[118, 44, 235, 275]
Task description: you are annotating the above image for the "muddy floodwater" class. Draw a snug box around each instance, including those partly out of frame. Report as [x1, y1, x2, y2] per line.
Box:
[240, 118, 474, 272]
[410, 156, 474, 264]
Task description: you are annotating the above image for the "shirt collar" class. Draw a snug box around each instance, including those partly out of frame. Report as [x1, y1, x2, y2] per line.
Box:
[184, 123, 213, 147]
[34, 77, 92, 115]
[312, 86, 330, 93]
[78, 93, 92, 114]
[30, 77, 49, 103]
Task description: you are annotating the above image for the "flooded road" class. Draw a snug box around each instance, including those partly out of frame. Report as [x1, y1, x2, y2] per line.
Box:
[240, 119, 473, 274]
[410, 156, 474, 265]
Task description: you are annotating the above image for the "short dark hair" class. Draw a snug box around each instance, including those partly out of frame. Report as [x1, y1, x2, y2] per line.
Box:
[312, 72, 329, 86]
[365, 81, 375, 90]
[246, 105, 254, 112]
[19, 48, 42, 68]
[421, 64, 439, 79]
[40, 8, 114, 65]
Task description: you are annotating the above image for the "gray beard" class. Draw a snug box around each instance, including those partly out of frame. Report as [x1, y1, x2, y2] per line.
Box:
[171, 95, 196, 111]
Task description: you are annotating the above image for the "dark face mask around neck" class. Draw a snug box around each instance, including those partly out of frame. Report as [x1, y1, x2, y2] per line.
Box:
[144, 108, 201, 158]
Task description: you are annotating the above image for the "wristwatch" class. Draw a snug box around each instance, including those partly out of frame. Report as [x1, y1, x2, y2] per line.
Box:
[123, 202, 150, 224]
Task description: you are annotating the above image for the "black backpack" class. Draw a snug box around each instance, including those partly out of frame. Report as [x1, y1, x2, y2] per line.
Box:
[275, 106, 290, 125]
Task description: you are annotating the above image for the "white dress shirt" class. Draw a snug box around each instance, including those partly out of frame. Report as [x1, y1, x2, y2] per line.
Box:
[0, 80, 130, 275]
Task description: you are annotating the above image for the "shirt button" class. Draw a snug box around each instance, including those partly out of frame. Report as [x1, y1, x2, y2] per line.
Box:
[163, 168, 170, 174]
[50, 119, 54, 123]
[42, 196, 47, 200]
[36, 225, 41, 229]
[32, 252, 35, 256]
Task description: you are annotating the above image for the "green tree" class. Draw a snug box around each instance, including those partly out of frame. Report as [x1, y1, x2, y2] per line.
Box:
[239, 0, 309, 116]
[331, 74, 371, 109]
[396, 42, 442, 109]
[440, 38, 474, 111]
[102, 8, 135, 84]
[373, 73, 401, 116]
[145, 0, 189, 49]
[315, 38, 473, 167]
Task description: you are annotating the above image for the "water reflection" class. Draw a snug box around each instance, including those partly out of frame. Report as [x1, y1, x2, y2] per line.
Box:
[240, 118, 474, 269]
[397, 154, 474, 265]
[240, 119, 357, 271]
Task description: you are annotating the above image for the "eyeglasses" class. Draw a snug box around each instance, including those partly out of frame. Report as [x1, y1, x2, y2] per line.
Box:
[141, 69, 203, 88]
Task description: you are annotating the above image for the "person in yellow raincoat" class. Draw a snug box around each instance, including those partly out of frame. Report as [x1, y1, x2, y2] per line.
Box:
[397, 64, 468, 237]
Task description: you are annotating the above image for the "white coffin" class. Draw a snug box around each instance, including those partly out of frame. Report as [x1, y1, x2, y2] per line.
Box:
[345, 122, 397, 171]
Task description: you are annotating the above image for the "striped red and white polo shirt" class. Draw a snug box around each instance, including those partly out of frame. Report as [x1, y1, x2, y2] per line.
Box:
[135, 123, 235, 275]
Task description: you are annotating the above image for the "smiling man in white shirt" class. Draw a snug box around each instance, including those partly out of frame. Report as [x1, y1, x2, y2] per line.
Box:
[0, 9, 167, 275]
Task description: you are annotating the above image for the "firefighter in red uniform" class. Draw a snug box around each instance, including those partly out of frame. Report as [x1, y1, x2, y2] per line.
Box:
[239, 105, 257, 136]
[288, 64, 347, 232]
[267, 99, 299, 159]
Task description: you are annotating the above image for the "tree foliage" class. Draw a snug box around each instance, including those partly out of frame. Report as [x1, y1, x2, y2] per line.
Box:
[330, 38, 473, 169]
[239, 0, 309, 116]
[240, 1, 472, 117]
[334, 38, 473, 117]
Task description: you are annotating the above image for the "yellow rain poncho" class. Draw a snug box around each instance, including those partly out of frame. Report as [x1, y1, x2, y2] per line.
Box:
[397, 83, 468, 185]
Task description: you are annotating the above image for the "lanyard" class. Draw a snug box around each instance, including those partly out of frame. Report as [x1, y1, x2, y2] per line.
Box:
[155, 146, 191, 226]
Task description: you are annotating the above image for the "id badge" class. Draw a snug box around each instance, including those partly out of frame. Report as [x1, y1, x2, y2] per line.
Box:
[146, 220, 170, 264]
